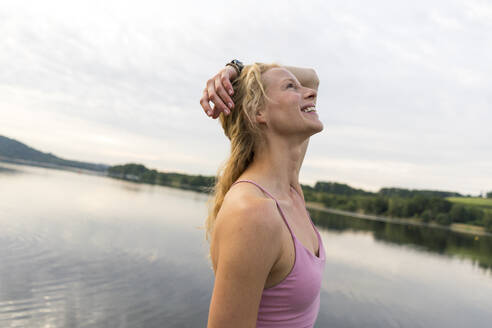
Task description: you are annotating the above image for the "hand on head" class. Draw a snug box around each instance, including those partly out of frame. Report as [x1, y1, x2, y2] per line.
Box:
[200, 65, 238, 119]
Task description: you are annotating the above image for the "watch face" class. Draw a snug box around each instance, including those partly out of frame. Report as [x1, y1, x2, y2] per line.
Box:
[232, 59, 244, 70]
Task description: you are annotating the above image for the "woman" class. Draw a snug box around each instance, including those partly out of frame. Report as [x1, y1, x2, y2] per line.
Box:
[200, 61, 325, 328]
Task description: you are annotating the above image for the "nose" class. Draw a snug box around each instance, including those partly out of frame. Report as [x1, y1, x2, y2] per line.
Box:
[304, 87, 317, 100]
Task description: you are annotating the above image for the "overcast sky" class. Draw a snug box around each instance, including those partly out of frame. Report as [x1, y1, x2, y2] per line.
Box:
[1, 0, 491, 195]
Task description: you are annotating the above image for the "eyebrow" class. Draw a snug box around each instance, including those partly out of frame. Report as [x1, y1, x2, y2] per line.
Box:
[283, 78, 300, 85]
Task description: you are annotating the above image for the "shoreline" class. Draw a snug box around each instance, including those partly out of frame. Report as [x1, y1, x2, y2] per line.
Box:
[0, 157, 106, 176]
[306, 201, 492, 237]
[3, 159, 490, 238]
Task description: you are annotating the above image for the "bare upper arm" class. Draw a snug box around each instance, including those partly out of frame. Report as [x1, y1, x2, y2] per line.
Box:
[207, 196, 282, 328]
[284, 66, 320, 91]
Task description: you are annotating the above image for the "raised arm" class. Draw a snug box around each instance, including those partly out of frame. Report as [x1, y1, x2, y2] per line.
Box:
[200, 62, 320, 119]
[284, 66, 320, 91]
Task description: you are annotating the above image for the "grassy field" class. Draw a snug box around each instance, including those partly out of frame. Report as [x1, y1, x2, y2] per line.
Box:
[447, 197, 492, 210]
[451, 223, 485, 234]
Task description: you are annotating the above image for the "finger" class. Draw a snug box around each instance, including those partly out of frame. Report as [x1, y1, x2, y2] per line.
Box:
[207, 78, 229, 115]
[212, 104, 221, 119]
[222, 69, 235, 96]
[215, 75, 234, 111]
[200, 89, 213, 116]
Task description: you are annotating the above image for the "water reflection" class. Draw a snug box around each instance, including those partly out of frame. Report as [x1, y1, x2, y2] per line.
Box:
[1, 163, 492, 328]
[0, 164, 19, 174]
[313, 211, 492, 328]
[0, 163, 213, 327]
[310, 209, 492, 274]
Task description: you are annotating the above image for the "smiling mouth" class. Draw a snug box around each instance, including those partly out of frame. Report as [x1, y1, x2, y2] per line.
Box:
[301, 106, 316, 113]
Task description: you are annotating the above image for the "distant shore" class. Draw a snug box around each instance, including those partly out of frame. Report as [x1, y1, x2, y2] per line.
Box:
[2, 159, 490, 238]
[306, 201, 492, 237]
[0, 157, 106, 176]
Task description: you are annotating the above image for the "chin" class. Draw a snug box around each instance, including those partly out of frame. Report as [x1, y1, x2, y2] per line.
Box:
[309, 120, 324, 135]
[303, 126, 323, 140]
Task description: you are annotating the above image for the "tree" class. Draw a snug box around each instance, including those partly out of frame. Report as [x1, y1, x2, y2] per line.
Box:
[373, 196, 389, 215]
[387, 198, 405, 217]
[436, 213, 452, 225]
[449, 204, 466, 223]
[421, 209, 433, 223]
[484, 211, 492, 233]
[427, 197, 452, 214]
[156, 173, 170, 185]
[314, 181, 372, 196]
[141, 169, 157, 184]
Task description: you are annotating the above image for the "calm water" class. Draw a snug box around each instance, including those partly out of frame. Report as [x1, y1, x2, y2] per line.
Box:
[1, 163, 491, 328]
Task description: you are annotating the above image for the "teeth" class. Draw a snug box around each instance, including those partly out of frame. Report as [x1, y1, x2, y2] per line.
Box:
[302, 106, 316, 113]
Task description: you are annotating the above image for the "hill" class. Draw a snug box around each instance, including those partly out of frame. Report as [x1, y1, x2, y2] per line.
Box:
[0, 135, 108, 172]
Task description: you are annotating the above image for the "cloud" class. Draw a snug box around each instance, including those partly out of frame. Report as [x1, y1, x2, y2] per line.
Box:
[1, 0, 491, 194]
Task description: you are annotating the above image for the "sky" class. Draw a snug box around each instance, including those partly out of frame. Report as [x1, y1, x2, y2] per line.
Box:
[1, 0, 491, 195]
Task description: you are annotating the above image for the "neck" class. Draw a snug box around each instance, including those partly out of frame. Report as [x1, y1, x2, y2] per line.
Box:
[240, 135, 309, 200]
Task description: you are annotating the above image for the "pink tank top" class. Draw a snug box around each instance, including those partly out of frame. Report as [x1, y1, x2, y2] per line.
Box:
[231, 180, 326, 328]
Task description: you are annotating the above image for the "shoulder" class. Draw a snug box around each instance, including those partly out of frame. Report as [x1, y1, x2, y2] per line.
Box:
[211, 182, 283, 271]
[216, 182, 282, 236]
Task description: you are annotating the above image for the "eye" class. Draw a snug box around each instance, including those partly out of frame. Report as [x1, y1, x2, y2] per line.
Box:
[286, 82, 297, 89]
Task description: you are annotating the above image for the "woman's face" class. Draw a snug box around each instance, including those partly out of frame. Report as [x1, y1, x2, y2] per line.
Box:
[259, 67, 323, 139]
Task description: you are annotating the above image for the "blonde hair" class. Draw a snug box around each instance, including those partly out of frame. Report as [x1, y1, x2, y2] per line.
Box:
[204, 62, 279, 244]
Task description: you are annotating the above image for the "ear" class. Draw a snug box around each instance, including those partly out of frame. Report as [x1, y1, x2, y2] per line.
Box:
[255, 106, 268, 125]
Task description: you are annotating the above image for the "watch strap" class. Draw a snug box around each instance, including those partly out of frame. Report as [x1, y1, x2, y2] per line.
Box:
[226, 59, 244, 76]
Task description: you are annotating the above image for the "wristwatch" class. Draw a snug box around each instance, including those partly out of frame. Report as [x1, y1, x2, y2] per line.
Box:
[226, 59, 244, 76]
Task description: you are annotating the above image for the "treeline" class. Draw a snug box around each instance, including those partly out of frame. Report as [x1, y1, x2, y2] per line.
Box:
[301, 182, 464, 198]
[309, 181, 373, 196]
[302, 181, 492, 232]
[107, 163, 215, 192]
[303, 192, 492, 233]
[379, 187, 462, 198]
[107, 163, 492, 232]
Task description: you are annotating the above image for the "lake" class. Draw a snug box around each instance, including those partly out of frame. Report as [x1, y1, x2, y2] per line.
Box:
[1, 162, 491, 328]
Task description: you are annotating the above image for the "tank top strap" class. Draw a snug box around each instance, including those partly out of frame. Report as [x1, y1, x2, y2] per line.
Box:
[231, 180, 294, 236]
[290, 186, 318, 231]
